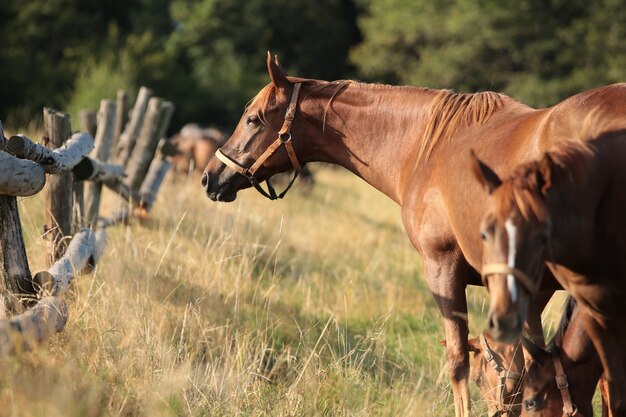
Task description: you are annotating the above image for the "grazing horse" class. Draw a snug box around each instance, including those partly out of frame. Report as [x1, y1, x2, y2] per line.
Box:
[444, 334, 525, 416]
[472, 116, 626, 415]
[201, 52, 626, 416]
[522, 296, 610, 417]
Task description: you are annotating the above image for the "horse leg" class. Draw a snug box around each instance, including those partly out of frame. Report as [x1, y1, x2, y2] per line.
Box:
[423, 254, 470, 417]
[582, 313, 626, 416]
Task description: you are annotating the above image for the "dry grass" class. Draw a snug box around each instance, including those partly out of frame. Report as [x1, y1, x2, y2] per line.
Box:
[2, 166, 577, 416]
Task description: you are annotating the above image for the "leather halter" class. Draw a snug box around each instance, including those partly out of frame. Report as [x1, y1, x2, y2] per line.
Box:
[215, 83, 303, 200]
[479, 333, 524, 417]
[481, 263, 539, 295]
[552, 346, 578, 416]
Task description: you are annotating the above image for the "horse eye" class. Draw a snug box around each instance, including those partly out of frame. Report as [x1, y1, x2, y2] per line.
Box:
[480, 231, 487, 241]
[525, 399, 537, 410]
[246, 115, 259, 126]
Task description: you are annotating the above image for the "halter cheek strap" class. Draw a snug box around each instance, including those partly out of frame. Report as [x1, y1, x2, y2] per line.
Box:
[552, 347, 578, 416]
[215, 83, 303, 200]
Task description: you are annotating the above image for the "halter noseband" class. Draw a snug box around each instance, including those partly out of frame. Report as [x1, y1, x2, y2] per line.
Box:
[479, 333, 524, 417]
[552, 346, 578, 416]
[215, 83, 303, 200]
[481, 263, 539, 295]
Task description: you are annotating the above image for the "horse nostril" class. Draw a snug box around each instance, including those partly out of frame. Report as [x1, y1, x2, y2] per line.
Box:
[201, 172, 209, 188]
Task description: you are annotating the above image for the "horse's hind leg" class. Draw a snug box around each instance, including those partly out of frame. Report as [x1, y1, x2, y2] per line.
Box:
[422, 253, 471, 417]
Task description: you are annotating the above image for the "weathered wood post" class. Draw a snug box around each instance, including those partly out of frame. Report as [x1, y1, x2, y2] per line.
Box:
[139, 139, 175, 212]
[76, 110, 97, 229]
[84, 100, 117, 226]
[113, 90, 128, 151]
[116, 87, 152, 166]
[0, 121, 45, 314]
[43, 108, 73, 265]
[126, 100, 174, 193]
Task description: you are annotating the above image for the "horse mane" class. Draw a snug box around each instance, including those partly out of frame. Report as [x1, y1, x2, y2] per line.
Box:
[417, 90, 507, 161]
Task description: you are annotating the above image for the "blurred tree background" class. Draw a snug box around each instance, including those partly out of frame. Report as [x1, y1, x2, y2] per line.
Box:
[1, 0, 625, 131]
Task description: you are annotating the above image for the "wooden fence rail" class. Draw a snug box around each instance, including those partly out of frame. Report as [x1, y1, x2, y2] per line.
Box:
[0, 86, 175, 354]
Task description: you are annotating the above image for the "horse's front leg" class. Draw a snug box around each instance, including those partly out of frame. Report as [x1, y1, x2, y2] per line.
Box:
[423, 253, 471, 417]
[583, 313, 626, 416]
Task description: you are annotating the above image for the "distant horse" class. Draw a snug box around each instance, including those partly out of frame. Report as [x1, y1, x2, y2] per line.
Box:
[171, 124, 226, 176]
[472, 115, 626, 415]
[201, 52, 626, 416]
[521, 296, 610, 417]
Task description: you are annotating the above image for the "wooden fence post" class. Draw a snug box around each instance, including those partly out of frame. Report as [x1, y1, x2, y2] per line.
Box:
[76, 110, 97, 229]
[116, 87, 152, 166]
[139, 139, 173, 212]
[0, 121, 36, 315]
[84, 100, 117, 226]
[43, 108, 73, 265]
[125, 97, 163, 192]
[113, 90, 128, 151]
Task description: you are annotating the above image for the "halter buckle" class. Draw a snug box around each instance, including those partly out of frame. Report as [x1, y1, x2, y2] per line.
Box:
[555, 374, 569, 389]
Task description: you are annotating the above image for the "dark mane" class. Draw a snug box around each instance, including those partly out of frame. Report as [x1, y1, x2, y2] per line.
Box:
[418, 90, 507, 161]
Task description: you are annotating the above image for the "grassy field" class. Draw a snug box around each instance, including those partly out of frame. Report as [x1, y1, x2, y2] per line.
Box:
[2, 165, 572, 416]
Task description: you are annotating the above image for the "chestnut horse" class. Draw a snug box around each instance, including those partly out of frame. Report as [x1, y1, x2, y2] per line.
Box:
[444, 334, 525, 416]
[472, 117, 626, 415]
[171, 124, 227, 176]
[202, 53, 626, 416]
[522, 296, 610, 417]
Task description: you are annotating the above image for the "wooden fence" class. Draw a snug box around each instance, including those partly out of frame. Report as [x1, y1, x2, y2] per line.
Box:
[0, 88, 175, 354]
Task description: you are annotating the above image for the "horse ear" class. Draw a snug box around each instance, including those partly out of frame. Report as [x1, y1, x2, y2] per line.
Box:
[521, 335, 550, 366]
[267, 51, 290, 89]
[537, 153, 554, 195]
[468, 337, 481, 353]
[470, 150, 502, 193]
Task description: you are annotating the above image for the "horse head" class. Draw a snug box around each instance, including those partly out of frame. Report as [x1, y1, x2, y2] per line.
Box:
[470, 150, 552, 342]
[202, 53, 313, 202]
[443, 335, 524, 417]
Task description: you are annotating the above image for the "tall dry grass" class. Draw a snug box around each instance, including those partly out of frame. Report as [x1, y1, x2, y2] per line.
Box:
[2, 166, 574, 416]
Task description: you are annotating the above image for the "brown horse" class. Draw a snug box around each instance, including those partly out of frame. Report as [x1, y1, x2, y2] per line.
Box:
[444, 334, 525, 416]
[472, 116, 626, 415]
[202, 53, 626, 416]
[171, 124, 227, 176]
[522, 296, 610, 417]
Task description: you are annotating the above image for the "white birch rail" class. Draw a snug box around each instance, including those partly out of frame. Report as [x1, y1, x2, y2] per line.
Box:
[0, 152, 46, 196]
[73, 157, 125, 182]
[6, 132, 94, 173]
[97, 208, 130, 228]
[0, 296, 68, 355]
[0, 120, 46, 197]
[33, 228, 96, 296]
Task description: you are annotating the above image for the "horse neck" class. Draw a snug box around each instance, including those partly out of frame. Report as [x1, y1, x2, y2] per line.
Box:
[302, 84, 439, 204]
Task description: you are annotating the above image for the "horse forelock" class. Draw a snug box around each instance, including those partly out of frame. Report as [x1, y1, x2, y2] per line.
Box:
[494, 176, 548, 224]
[418, 90, 507, 161]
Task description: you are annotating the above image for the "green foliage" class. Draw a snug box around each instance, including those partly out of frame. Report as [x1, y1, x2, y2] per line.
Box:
[352, 0, 626, 107]
[2, 0, 626, 128]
